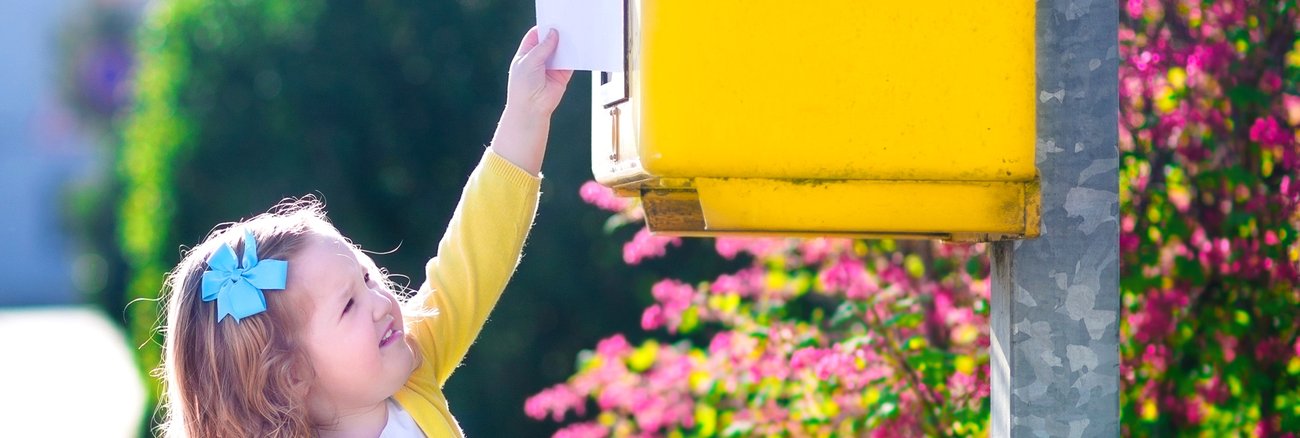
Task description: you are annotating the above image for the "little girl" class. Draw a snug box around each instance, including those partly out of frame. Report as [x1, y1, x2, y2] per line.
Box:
[157, 27, 572, 437]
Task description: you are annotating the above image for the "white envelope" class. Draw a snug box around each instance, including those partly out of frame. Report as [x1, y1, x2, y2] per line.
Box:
[536, 0, 625, 72]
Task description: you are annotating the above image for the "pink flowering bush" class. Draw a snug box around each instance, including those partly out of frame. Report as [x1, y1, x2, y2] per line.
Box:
[1119, 1, 1299, 435]
[528, 182, 992, 437]
[530, 2, 1300, 435]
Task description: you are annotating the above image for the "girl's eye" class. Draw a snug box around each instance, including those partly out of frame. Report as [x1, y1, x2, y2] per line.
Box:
[364, 272, 372, 284]
[343, 298, 354, 315]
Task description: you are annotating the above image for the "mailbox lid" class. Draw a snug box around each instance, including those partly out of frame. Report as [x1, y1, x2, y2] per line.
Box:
[639, 177, 1040, 241]
[636, 0, 1036, 183]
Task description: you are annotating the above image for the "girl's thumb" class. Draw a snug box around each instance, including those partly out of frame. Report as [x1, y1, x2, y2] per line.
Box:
[524, 29, 559, 66]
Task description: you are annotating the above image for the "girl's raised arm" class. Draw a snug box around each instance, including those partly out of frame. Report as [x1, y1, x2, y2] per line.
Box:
[490, 27, 573, 176]
[403, 27, 571, 387]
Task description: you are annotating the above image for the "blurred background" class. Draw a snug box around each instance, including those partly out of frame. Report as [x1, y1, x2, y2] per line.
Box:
[0, 0, 732, 436]
[2, 0, 1297, 437]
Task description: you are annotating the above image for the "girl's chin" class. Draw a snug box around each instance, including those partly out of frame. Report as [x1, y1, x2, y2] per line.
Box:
[401, 339, 421, 373]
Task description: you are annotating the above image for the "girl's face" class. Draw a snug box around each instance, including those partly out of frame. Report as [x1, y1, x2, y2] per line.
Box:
[291, 231, 415, 419]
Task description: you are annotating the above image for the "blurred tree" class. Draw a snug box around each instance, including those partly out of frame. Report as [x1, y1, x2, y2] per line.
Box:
[57, 0, 143, 326]
[58, 0, 139, 129]
[114, 0, 736, 436]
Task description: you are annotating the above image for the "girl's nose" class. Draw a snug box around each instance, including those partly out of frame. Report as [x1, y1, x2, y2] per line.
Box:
[369, 286, 393, 320]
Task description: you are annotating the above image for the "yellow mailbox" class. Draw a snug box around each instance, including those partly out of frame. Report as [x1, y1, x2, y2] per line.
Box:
[592, 0, 1038, 241]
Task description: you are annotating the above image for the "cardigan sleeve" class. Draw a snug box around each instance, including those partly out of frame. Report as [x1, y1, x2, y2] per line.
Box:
[406, 148, 541, 387]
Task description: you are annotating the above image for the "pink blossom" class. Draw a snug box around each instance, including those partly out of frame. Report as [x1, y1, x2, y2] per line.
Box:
[819, 257, 879, 299]
[1254, 337, 1288, 364]
[642, 279, 696, 331]
[965, 276, 990, 302]
[974, 364, 991, 399]
[553, 422, 608, 438]
[525, 384, 586, 421]
[579, 180, 633, 213]
[646, 279, 696, 333]
[1130, 287, 1189, 343]
[931, 287, 956, 323]
[640, 305, 665, 330]
[1283, 94, 1300, 125]
[1142, 344, 1169, 373]
[798, 238, 852, 264]
[709, 267, 765, 297]
[596, 334, 632, 358]
[1180, 398, 1204, 425]
[1265, 231, 1279, 246]
[947, 370, 979, 400]
[1198, 375, 1227, 404]
[1261, 71, 1283, 93]
[789, 347, 827, 371]
[877, 263, 911, 286]
[1249, 116, 1289, 145]
[594, 380, 638, 411]
[812, 348, 857, 382]
[1133, 50, 1161, 74]
[708, 331, 733, 355]
[1121, 75, 1144, 102]
[651, 279, 695, 312]
[623, 227, 681, 265]
[1218, 334, 1238, 363]
[647, 354, 694, 392]
[934, 242, 981, 259]
[1125, 0, 1143, 19]
[1256, 415, 1280, 437]
[582, 350, 692, 434]
[1187, 43, 1231, 74]
[714, 237, 786, 260]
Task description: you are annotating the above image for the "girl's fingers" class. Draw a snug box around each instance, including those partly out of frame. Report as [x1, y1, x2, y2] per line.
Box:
[514, 26, 541, 60]
[549, 69, 574, 85]
[520, 28, 559, 67]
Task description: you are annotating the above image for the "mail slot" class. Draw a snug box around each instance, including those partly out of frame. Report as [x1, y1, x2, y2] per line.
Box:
[592, 0, 1039, 241]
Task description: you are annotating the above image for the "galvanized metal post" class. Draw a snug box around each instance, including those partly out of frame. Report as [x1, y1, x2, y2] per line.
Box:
[990, 0, 1119, 436]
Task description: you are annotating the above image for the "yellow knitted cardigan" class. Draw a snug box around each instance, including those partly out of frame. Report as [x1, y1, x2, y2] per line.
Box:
[392, 149, 540, 437]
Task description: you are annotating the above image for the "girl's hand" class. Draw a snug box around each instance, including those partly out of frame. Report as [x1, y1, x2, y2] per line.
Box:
[506, 26, 573, 117]
[490, 27, 572, 175]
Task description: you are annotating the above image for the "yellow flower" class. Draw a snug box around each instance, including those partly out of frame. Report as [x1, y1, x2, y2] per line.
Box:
[956, 355, 976, 375]
[628, 340, 659, 371]
[1167, 67, 1186, 91]
[953, 325, 980, 345]
[1141, 399, 1159, 421]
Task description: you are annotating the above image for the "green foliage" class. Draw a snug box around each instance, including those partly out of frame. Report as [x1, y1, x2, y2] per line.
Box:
[1119, 1, 1300, 435]
[112, 1, 740, 436]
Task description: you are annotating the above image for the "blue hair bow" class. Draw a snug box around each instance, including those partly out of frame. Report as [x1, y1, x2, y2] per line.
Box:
[200, 231, 289, 323]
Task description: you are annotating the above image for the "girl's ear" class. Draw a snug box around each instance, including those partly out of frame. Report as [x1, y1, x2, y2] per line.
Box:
[289, 358, 313, 394]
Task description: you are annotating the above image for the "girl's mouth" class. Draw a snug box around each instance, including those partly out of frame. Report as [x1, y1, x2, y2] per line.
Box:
[379, 322, 402, 347]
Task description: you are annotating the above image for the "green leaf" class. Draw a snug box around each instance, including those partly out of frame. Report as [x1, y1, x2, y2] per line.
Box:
[603, 213, 632, 234]
[679, 306, 700, 333]
[831, 301, 861, 327]
[1233, 310, 1250, 327]
[885, 312, 924, 329]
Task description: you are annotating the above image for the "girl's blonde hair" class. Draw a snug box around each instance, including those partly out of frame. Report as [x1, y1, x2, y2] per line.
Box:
[155, 199, 337, 437]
